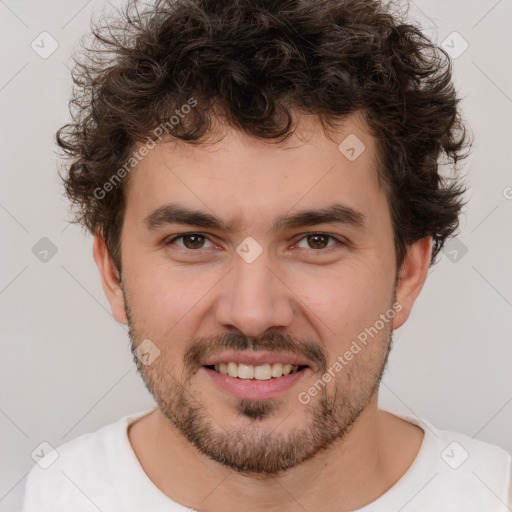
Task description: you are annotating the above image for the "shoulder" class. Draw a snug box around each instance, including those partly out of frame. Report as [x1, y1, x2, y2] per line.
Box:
[430, 418, 511, 476]
[21, 409, 153, 512]
[403, 413, 512, 510]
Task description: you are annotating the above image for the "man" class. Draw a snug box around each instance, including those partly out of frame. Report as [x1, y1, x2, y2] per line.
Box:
[22, 0, 511, 510]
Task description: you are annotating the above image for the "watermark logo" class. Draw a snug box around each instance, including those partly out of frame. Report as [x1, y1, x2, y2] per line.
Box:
[441, 441, 469, 469]
[441, 31, 469, 60]
[31, 441, 59, 469]
[32, 237, 58, 263]
[442, 238, 468, 263]
[134, 339, 161, 366]
[338, 134, 366, 162]
[31, 32, 59, 59]
[236, 236, 264, 263]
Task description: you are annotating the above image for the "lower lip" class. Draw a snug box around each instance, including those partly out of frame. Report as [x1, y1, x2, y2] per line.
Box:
[203, 366, 310, 400]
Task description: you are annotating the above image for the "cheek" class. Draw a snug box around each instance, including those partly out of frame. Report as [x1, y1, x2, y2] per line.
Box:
[291, 259, 395, 341]
[124, 257, 223, 340]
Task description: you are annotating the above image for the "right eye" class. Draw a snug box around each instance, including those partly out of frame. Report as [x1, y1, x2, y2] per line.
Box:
[166, 233, 215, 251]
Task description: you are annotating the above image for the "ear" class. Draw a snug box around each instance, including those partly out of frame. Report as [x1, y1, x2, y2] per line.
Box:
[392, 237, 432, 329]
[92, 233, 128, 325]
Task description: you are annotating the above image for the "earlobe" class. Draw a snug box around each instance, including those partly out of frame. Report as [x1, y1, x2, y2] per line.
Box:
[92, 233, 128, 325]
[392, 237, 432, 330]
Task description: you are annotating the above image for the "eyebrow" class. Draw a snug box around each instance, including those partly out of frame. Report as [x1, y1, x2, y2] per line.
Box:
[144, 202, 366, 234]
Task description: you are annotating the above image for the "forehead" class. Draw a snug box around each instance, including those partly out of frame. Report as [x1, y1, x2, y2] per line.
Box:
[123, 112, 388, 234]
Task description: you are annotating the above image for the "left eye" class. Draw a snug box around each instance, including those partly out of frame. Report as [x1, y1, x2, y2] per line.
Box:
[295, 234, 341, 250]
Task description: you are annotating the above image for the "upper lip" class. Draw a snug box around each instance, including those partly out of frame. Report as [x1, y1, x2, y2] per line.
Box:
[202, 351, 310, 367]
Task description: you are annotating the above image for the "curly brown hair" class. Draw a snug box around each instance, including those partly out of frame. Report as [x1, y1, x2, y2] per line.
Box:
[57, 0, 470, 275]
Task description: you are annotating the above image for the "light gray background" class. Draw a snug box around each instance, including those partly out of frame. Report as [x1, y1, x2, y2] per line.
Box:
[1, 0, 511, 510]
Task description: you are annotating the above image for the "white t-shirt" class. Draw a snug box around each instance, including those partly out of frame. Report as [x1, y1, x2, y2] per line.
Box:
[22, 407, 512, 512]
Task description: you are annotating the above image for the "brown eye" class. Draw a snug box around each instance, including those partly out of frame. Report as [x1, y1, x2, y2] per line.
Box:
[295, 233, 340, 250]
[168, 234, 213, 250]
[182, 234, 205, 249]
[307, 234, 329, 249]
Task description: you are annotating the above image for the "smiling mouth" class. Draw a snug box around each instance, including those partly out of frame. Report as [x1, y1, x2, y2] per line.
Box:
[204, 362, 309, 380]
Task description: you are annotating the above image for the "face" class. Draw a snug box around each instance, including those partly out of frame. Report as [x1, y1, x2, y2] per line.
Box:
[99, 112, 424, 475]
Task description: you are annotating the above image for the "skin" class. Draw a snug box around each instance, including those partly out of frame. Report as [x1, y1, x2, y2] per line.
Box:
[94, 112, 431, 511]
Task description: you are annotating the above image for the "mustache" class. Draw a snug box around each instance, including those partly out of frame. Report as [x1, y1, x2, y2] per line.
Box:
[184, 330, 327, 373]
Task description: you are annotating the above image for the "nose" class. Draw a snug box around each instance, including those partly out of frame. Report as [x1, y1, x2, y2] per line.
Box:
[215, 248, 294, 339]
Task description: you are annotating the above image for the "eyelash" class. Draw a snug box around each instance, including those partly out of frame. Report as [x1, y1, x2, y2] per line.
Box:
[165, 232, 346, 252]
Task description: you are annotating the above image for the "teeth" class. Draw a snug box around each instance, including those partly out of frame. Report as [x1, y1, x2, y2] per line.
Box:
[254, 364, 271, 380]
[271, 363, 283, 377]
[238, 364, 254, 379]
[212, 362, 301, 379]
[282, 364, 292, 375]
[227, 362, 238, 378]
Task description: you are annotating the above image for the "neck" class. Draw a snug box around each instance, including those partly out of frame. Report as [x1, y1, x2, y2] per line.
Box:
[128, 393, 424, 511]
